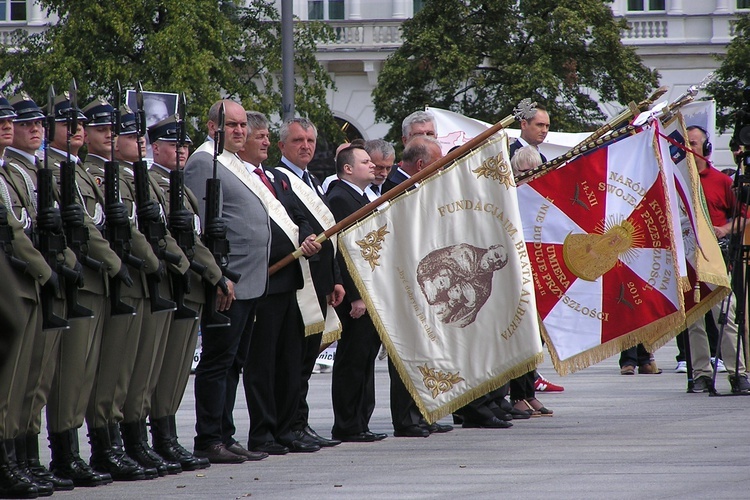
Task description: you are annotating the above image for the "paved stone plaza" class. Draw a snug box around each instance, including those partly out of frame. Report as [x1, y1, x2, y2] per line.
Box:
[39, 341, 750, 499]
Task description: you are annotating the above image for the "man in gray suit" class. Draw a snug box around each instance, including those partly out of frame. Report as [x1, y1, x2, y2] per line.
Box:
[184, 99, 271, 464]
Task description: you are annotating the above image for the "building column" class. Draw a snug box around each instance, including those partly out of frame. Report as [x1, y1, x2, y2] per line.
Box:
[714, 0, 731, 14]
[392, 0, 407, 19]
[349, 0, 362, 20]
[27, 1, 46, 25]
[667, 0, 683, 15]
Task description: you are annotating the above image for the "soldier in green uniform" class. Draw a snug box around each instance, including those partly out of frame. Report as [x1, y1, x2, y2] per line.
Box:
[81, 97, 161, 481]
[146, 115, 232, 470]
[0, 93, 58, 499]
[112, 105, 189, 476]
[5, 93, 103, 491]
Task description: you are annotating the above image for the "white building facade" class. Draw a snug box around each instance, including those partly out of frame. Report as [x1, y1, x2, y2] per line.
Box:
[2, 0, 747, 165]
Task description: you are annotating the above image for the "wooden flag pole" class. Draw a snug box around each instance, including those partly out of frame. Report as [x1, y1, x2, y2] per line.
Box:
[268, 113, 518, 276]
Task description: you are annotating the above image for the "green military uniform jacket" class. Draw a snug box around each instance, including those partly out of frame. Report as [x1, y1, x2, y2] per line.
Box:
[149, 163, 222, 305]
[7, 149, 121, 294]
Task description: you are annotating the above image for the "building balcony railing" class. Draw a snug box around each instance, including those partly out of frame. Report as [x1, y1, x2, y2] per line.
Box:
[313, 20, 403, 51]
[619, 13, 737, 45]
[0, 23, 48, 47]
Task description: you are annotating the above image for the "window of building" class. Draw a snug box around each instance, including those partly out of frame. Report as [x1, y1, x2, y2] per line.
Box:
[0, 0, 27, 21]
[414, 0, 426, 14]
[626, 0, 666, 11]
[738, 0, 750, 10]
[308, 0, 344, 21]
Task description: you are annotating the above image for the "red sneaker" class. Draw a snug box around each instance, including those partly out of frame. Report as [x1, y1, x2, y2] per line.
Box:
[534, 374, 564, 392]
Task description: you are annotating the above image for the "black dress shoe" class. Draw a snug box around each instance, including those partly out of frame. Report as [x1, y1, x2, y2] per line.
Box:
[280, 440, 320, 453]
[425, 422, 454, 434]
[301, 426, 341, 447]
[365, 432, 387, 441]
[193, 444, 247, 464]
[393, 425, 430, 438]
[331, 432, 377, 443]
[225, 443, 268, 461]
[462, 417, 513, 429]
[251, 442, 289, 455]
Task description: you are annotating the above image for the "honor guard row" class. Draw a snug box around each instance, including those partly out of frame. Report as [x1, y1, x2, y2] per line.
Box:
[0, 86, 234, 499]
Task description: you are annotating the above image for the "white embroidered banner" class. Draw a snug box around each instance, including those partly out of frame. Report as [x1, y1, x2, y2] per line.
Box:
[338, 135, 543, 422]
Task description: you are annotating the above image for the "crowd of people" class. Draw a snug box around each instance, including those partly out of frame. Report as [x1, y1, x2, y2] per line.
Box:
[0, 90, 748, 500]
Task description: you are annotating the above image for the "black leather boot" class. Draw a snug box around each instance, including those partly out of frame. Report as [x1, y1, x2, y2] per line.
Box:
[120, 421, 172, 476]
[48, 429, 108, 487]
[107, 423, 157, 480]
[23, 433, 74, 491]
[12, 435, 53, 497]
[169, 415, 209, 469]
[150, 416, 202, 471]
[88, 427, 146, 481]
[1, 439, 38, 499]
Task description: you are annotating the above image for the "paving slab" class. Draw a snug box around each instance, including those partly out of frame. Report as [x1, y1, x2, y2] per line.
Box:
[40, 341, 750, 499]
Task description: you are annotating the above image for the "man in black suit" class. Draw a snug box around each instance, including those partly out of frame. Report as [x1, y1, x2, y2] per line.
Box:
[327, 146, 387, 443]
[383, 110, 438, 192]
[383, 135, 443, 195]
[274, 117, 345, 449]
[380, 136, 452, 438]
[184, 100, 270, 464]
[509, 104, 549, 162]
[237, 114, 322, 455]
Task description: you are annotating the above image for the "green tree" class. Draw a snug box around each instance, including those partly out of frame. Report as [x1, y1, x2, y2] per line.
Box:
[707, 13, 750, 135]
[373, 0, 658, 142]
[0, 0, 340, 144]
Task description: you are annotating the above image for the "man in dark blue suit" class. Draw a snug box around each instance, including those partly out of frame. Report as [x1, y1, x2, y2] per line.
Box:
[327, 146, 388, 443]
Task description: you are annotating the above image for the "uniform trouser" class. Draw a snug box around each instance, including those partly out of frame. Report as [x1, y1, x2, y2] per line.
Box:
[20, 310, 62, 436]
[244, 292, 303, 448]
[46, 291, 106, 433]
[0, 297, 37, 439]
[150, 302, 203, 419]
[331, 306, 381, 437]
[688, 293, 746, 378]
[121, 303, 173, 423]
[85, 296, 144, 429]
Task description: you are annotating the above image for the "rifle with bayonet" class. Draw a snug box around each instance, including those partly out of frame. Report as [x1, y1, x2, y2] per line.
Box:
[167, 93, 202, 320]
[59, 81, 102, 273]
[132, 82, 179, 313]
[201, 102, 240, 328]
[103, 81, 143, 316]
[37, 86, 71, 330]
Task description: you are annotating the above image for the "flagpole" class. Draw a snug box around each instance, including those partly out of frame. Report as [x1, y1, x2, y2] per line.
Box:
[571, 86, 669, 150]
[268, 113, 518, 276]
[515, 124, 639, 185]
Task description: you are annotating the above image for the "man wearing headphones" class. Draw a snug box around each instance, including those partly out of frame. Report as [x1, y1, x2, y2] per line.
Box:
[686, 125, 750, 394]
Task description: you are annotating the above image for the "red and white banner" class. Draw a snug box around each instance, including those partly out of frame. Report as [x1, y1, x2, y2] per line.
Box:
[518, 126, 685, 374]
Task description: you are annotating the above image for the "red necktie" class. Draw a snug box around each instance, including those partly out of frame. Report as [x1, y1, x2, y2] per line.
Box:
[254, 167, 277, 198]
